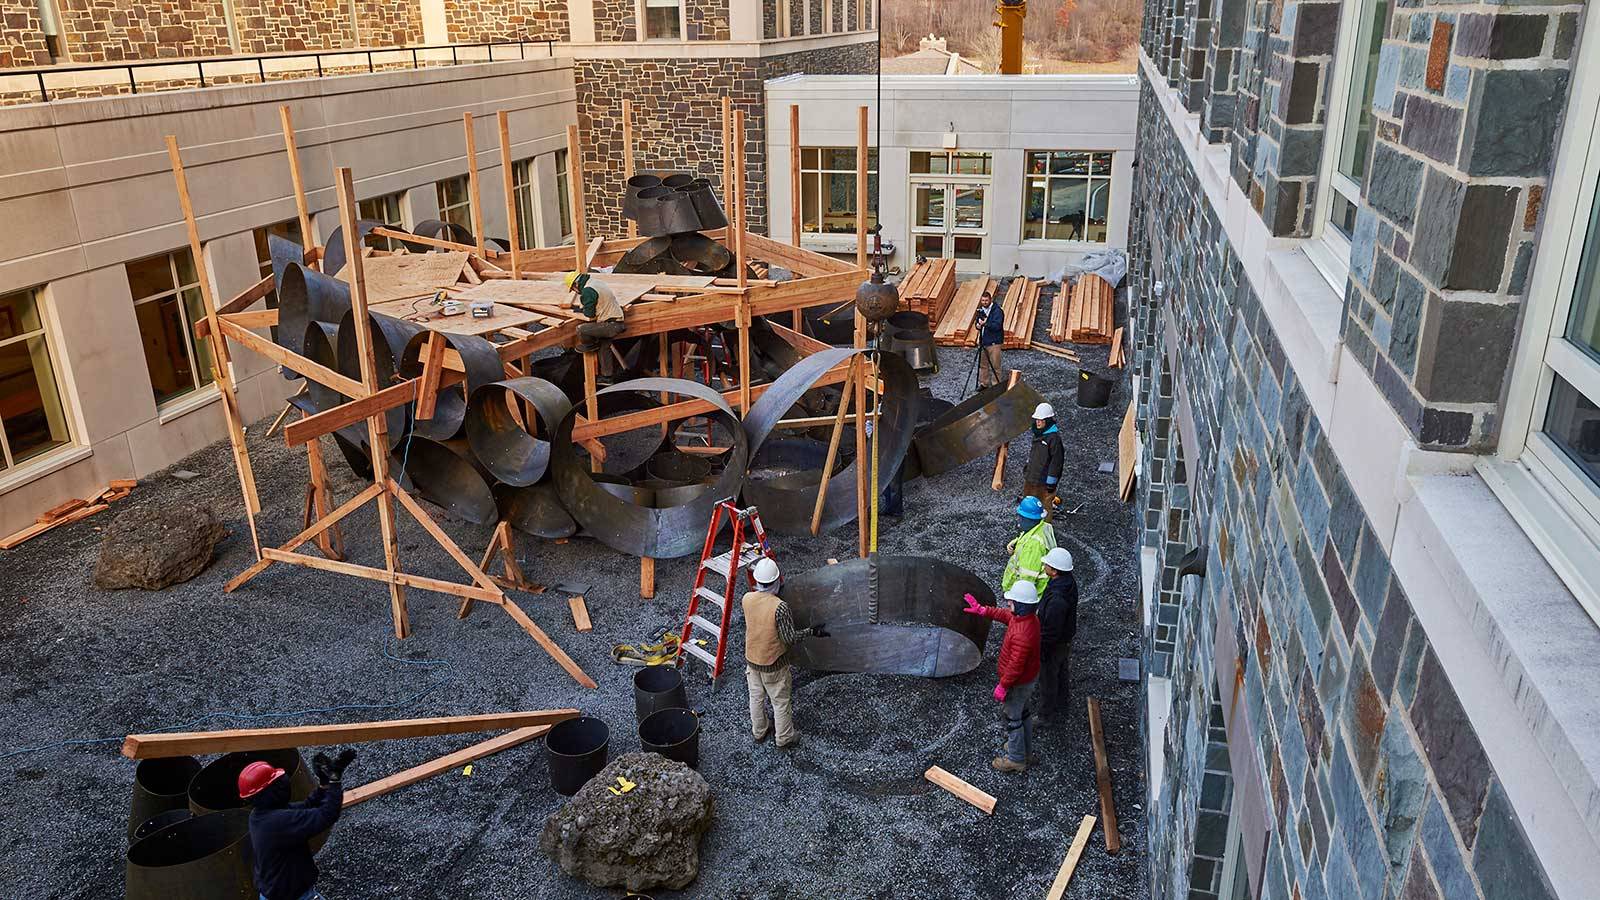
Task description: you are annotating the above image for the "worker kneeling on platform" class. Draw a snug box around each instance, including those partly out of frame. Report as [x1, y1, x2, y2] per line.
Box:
[743, 557, 827, 749]
[963, 582, 1042, 773]
[565, 272, 626, 354]
[240, 748, 355, 900]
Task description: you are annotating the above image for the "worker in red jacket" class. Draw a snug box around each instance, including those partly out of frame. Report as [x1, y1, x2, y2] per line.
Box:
[963, 581, 1042, 773]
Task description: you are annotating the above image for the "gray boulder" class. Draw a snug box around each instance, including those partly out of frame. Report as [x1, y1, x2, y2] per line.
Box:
[540, 751, 714, 892]
[93, 505, 226, 590]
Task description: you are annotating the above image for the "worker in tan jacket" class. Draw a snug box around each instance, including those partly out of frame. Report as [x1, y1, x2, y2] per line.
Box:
[743, 557, 828, 748]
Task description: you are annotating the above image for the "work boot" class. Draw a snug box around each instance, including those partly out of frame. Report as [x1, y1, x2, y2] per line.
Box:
[752, 730, 770, 743]
[992, 756, 1027, 774]
[776, 735, 800, 750]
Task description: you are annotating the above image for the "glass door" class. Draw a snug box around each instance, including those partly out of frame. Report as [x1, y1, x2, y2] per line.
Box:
[909, 151, 993, 273]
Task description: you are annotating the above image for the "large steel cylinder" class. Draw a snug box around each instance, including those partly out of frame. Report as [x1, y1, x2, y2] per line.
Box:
[658, 192, 701, 234]
[546, 717, 609, 796]
[635, 187, 673, 236]
[684, 179, 729, 231]
[187, 749, 315, 816]
[638, 708, 700, 770]
[127, 756, 201, 842]
[633, 665, 689, 725]
[125, 809, 256, 900]
[623, 174, 663, 220]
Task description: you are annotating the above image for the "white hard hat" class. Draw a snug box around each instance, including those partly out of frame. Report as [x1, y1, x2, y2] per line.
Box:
[1033, 402, 1055, 419]
[752, 557, 781, 584]
[1043, 547, 1074, 572]
[1003, 581, 1039, 605]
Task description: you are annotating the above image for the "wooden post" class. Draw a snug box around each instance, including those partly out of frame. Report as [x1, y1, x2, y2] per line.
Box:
[164, 136, 262, 558]
[622, 98, 637, 239]
[462, 112, 487, 259]
[789, 103, 803, 332]
[734, 108, 747, 290]
[335, 166, 410, 639]
[302, 413, 343, 561]
[721, 96, 732, 208]
[278, 106, 314, 254]
[1088, 697, 1122, 854]
[991, 369, 1020, 491]
[497, 111, 522, 279]
[640, 556, 655, 599]
[856, 104, 869, 273]
[853, 105, 870, 558]
[811, 357, 855, 535]
[583, 349, 600, 473]
[566, 124, 588, 274]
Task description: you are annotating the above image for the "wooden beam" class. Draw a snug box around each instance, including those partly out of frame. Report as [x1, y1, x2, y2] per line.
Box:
[499, 595, 598, 689]
[568, 596, 592, 632]
[622, 98, 637, 240]
[343, 724, 550, 808]
[1088, 697, 1122, 854]
[260, 547, 504, 604]
[856, 104, 869, 273]
[217, 318, 367, 399]
[583, 235, 604, 271]
[924, 765, 996, 815]
[566, 124, 587, 273]
[165, 136, 263, 555]
[370, 227, 497, 258]
[734, 108, 748, 290]
[497, 110, 522, 278]
[789, 102, 803, 332]
[414, 332, 447, 421]
[640, 556, 655, 599]
[463, 112, 487, 259]
[278, 105, 315, 256]
[722, 96, 733, 211]
[225, 482, 384, 592]
[992, 369, 1020, 491]
[812, 357, 855, 536]
[122, 710, 580, 759]
[1044, 815, 1099, 900]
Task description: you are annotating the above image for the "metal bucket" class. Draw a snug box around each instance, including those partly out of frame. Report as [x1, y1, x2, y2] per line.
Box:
[1077, 370, 1114, 408]
[128, 756, 201, 841]
[187, 749, 315, 816]
[132, 809, 192, 844]
[685, 179, 728, 230]
[639, 708, 700, 770]
[634, 666, 690, 725]
[125, 809, 256, 900]
[635, 186, 673, 236]
[623, 174, 663, 220]
[546, 716, 610, 796]
[661, 173, 695, 189]
[658, 192, 701, 234]
[887, 310, 930, 332]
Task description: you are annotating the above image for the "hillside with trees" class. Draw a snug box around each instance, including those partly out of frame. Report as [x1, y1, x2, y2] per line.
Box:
[880, 0, 1142, 72]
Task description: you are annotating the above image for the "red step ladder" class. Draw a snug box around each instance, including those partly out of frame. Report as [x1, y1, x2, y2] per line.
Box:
[677, 499, 774, 680]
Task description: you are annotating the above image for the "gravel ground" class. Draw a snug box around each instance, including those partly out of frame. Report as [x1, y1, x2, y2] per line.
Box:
[0, 282, 1147, 899]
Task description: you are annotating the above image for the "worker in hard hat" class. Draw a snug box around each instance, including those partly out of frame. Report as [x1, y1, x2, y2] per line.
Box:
[1002, 495, 1057, 596]
[742, 556, 828, 749]
[564, 272, 626, 354]
[240, 748, 356, 900]
[1022, 402, 1064, 514]
[962, 581, 1041, 773]
[1036, 547, 1080, 725]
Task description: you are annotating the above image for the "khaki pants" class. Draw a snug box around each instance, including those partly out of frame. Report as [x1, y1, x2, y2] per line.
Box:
[978, 344, 1004, 388]
[746, 665, 796, 745]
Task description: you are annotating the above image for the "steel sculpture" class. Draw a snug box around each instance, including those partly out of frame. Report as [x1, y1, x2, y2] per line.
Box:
[910, 380, 1045, 478]
[465, 377, 574, 487]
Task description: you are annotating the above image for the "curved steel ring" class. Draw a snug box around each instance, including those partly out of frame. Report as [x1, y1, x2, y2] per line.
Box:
[398, 331, 504, 441]
[276, 263, 352, 361]
[336, 311, 424, 450]
[910, 379, 1045, 479]
[320, 219, 384, 277]
[781, 554, 996, 677]
[402, 437, 499, 525]
[465, 376, 574, 487]
[552, 377, 748, 559]
[741, 348, 920, 535]
[495, 482, 578, 539]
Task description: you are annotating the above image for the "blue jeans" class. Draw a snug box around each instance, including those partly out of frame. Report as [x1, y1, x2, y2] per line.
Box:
[1002, 679, 1036, 763]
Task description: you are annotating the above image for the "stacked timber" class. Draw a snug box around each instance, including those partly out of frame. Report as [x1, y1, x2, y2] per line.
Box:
[933, 277, 996, 346]
[898, 258, 957, 319]
[999, 277, 1043, 349]
[1051, 273, 1116, 344]
[0, 480, 136, 549]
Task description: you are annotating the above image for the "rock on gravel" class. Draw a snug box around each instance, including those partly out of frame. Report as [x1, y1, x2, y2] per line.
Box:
[540, 751, 714, 892]
[92, 504, 226, 590]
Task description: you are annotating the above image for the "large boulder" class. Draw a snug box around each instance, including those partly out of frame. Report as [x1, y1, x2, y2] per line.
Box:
[93, 505, 226, 590]
[540, 751, 714, 892]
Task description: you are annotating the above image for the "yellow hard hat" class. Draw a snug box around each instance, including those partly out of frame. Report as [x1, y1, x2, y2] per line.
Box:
[563, 271, 581, 290]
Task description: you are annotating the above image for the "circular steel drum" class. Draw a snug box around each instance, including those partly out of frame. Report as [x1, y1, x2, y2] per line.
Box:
[336, 310, 422, 449]
[127, 756, 201, 841]
[276, 263, 352, 362]
[496, 482, 579, 539]
[622, 174, 662, 220]
[125, 809, 255, 900]
[403, 438, 499, 525]
[465, 376, 573, 487]
[635, 187, 673, 236]
[910, 379, 1045, 478]
[398, 332, 504, 441]
[188, 749, 316, 816]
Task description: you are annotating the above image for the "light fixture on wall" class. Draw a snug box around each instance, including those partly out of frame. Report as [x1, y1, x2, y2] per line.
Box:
[1175, 545, 1207, 580]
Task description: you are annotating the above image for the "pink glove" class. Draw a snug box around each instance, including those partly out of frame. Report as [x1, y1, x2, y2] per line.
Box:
[962, 593, 984, 615]
[993, 683, 1007, 702]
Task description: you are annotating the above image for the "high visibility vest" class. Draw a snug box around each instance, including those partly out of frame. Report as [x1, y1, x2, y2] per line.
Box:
[1002, 521, 1057, 595]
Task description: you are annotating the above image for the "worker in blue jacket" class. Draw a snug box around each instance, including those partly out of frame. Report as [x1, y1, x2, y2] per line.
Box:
[975, 289, 1005, 388]
[238, 749, 355, 900]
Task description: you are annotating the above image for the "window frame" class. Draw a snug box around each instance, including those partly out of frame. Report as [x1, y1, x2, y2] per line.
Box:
[435, 174, 474, 233]
[798, 146, 879, 237]
[357, 192, 406, 251]
[0, 286, 73, 471]
[554, 148, 574, 242]
[639, 0, 685, 41]
[127, 248, 216, 408]
[1307, 0, 1388, 289]
[511, 157, 539, 250]
[1019, 149, 1116, 245]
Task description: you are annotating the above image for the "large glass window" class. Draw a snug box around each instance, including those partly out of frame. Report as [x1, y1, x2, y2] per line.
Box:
[435, 175, 473, 233]
[357, 192, 405, 251]
[911, 151, 992, 176]
[555, 149, 574, 241]
[0, 288, 70, 471]
[1541, 188, 1600, 493]
[512, 158, 537, 250]
[1327, 0, 1391, 239]
[644, 0, 682, 39]
[799, 147, 879, 235]
[251, 220, 304, 305]
[128, 250, 215, 407]
[1023, 151, 1114, 242]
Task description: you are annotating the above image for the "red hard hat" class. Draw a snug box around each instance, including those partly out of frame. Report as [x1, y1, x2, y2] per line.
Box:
[238, 760, 286, 799]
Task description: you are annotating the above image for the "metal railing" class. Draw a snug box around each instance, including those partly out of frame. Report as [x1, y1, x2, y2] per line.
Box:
[8, 39, 557, 104]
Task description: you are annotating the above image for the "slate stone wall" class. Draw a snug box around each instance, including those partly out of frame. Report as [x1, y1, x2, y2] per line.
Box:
[1, 4, 52, 67]
[444, 0, 569, 42]
[1131, 67, 1560, 900]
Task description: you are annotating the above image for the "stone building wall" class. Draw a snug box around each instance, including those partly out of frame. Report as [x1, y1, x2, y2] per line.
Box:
[789, 0, 804, 35]
[1, 4, 51, 67]
[575, 40, 874, 236]
[592, 0, 636, 41]
[764, 0, 777, 39]
[56, 0, 236, 62]
[1131, 60, 1561, 900]
[444, 0, 569, 42]
[685, 0, 731, 40]
[809, 0, 822, 34]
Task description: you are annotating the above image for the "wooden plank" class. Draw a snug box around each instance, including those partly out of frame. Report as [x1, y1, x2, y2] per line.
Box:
[122, 710, 580, 759]
[568, 596, 592, 632]
[337, 252, 469, 305]
[260, 547, 503, 604]
[924, 765, 997, 815]
[623, 98, 637, 240]
[1044, 815, 1099, 900]
[343, 724, 549, 808]
[370, 227, 499, 259]
[278, 105, 315, 258]
[462, 112, 487, 259]
[1087, 697, 1122, 854]
[1117, 400, 1138, 502]
[1, 503, 106, 549]
[1030, 341, 1081, 362]
[812, 357, 855, 535]
[369, 295, 543, 336]
[640, 555, 655, 599]
[498, 595, 598, 689]
[36, 497, 86, 524]
[414, 333, 447, 421]
[217, 318, 368, 398]
[567, 124, 587, 273]
[225, 482, 384, 592]
[283, 371, 456, 447]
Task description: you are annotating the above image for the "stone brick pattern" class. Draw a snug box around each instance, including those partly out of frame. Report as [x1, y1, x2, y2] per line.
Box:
[56, 0, 236, 62]
[575, 41, 874, 237]
[1338, 2, 1582, 450]
[686, 0, 731, 40]
[444, 0, 569, 42]
[1131, 68, 1561, 900]
[1200, 0, 1245, 141]
[831, 0, 842, 32]
[351, 0, 423, 47]
[764, 0, 777, 39]
[809, 0, 822, 34]
[1178, 0, 1212, 113]
[790, 0, 804, 35]
[2, 3, 50, 67]
[593, 0, 636, 42]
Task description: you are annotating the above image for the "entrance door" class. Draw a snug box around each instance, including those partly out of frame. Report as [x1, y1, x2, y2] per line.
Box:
[909, 151, 992, 273]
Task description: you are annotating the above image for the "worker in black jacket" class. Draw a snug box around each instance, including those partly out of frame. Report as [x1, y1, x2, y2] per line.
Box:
[1022, 402, 1064, 513]
[975, 289, 1005, 388]
[239, 748, 356, 900]
[1035, 547, 1079, 724]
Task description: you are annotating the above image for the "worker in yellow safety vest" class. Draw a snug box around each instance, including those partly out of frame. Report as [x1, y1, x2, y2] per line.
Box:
[1002, 495, 1057, 596]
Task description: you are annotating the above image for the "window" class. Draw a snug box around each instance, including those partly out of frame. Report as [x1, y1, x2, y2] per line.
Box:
[799, 147, 879, 235]
[643, 0, 682, 39]
[251, 220, 304, 302]
[1325, 0, 1391, 239]
[358, 192, 405, 251]
[0, 288, 70, 471]
[1531, 186, 1600, 510]
[128, 250, 215, 407]
[435, 175, 473, 233]
[911, 151, 992, 176]
[1023, 151, 1114, 242]
[512, 158, 538, 250]
[555, 149, 574, 241]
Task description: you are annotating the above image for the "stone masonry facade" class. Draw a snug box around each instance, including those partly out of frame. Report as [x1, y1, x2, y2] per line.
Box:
[446, 0, 569, 43]
[575, 40, 875, 236]
[1, 3, 51, 67]
[1131, 0, 1585, 891]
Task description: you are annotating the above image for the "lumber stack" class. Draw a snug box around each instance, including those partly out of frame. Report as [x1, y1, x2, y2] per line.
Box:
[1053, 273, 1116, 344]
[999, 277, 1043, 349]
[0, 479, 137, 550]
[932, 276, 996, 346]
[897, 257, 957, 319]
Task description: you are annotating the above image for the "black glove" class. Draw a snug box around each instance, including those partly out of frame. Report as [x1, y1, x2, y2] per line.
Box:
[328, 748, 357, 783]
[810, 621, 830, 639]
[312, 751, 335, 786]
